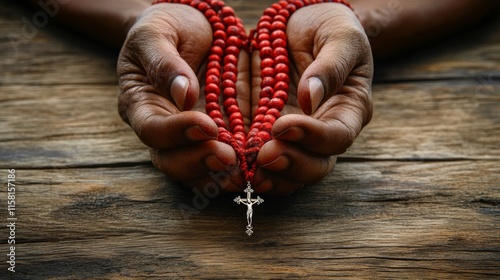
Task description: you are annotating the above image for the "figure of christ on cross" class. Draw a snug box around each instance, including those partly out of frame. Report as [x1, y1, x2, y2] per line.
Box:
[234, 182, 264, 236]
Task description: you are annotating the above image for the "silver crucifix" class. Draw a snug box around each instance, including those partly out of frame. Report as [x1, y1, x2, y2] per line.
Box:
[234, 181, 264, 236]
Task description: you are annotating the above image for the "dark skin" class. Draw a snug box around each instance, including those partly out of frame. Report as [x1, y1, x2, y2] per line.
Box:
[23, 0, 498, 195]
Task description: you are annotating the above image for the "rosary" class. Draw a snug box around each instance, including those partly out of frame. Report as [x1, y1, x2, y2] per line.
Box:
[152, 0, 352, 235]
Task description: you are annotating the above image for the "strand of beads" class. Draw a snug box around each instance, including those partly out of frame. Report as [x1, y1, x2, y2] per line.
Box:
[151, 0, 353, 184]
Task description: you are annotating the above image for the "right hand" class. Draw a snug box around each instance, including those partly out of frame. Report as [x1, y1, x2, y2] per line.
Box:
[117, 3, 251, 192]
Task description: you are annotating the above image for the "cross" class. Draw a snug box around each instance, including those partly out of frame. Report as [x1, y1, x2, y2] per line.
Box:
[234, 181, 264, 236]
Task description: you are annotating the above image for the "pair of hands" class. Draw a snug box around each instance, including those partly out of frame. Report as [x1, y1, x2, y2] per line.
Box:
[117, 3, 373, 195]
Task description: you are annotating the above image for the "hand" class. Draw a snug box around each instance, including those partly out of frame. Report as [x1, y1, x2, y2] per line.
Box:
[117, 4, 251, 192]
[251, 3, 373, 195]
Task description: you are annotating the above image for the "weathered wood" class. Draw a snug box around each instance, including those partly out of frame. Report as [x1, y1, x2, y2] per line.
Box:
[1, 80, 498, 168]
[1, 1, 499, 279]
[2, 161, 499, 279]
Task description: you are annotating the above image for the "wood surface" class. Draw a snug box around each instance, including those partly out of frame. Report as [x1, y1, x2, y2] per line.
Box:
[0, 1, 499, 279]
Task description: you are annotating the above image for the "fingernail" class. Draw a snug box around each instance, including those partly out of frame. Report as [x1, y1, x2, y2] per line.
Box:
[308, 77, 325, 114]
[205, 155, 231, 171]
[260, 155, 290, 170]
[274, 126, 305, 141]
[171, 75, 189, 110]
[185, 126, 216, 141]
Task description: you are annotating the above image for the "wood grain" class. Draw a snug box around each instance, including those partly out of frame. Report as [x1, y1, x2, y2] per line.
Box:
[2, 161, 499, 279]
[0, 1, 499, 279]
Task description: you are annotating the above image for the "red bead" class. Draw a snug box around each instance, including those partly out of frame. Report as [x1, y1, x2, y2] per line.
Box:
[258, 40, 271, 49]
[273, 90, 289, 103]
[261, 67, 274, 78]
[222, 79, 235, 89]
[206, 74, 219, 85]
[260, 15, 273, 22]
[274, 63, 289, 74]
[260, 122, 273, 133]
[197, 2, 209, 12]
[258, 28, 270, 35]
[254, 114, 265, 122]
[278, 0, 288, 8]
[271, 30, 286, 41]
[257, 33, 270, 42]
[223, 63, 237, 73]
[256, 106, 268, 115]
[223, 16, 237, 26]
[272, 38, 287, 49]
[208, 54, 221, 62]
[274, 47, 288, 57]
[209, 110, 222, 119]
[224, 54, 238, 65]
[206, 68, 220, 77]
[250, 122, 261, 130]
[227, 36, 241, 47]
[205, 9, 216, 18]
[268, 98, 285, 111]
[209, 15, 221, 25]
[278, 9, 290, 19]
[258, 98, 270, 107]
[223, 87, 236, 99]
[206, 102, 221, 112]
[260, 47, 274, 58]
[230, 118, 244, 128]
[286, 4, 297, 13]
[214, 30, 226, 41]
[274, 81, 289, 92]
[218, 130, 232, 143]
[271, 21, 286, 31]
[221, 6, 235, 17]
[222, 71, 237, 83]
[261, 58, 274, 68]
[261, 77, 274, 87]
[213, 117, 226, 128]
[264, 115, 277, 124]
[226, 104, 240, 115]
[264, 7, 277, 17]
[213, 39, 225, 48]
[205, 93, 219, 103]
[257, 21, 271, 30]
[226, 26, 240, 36]
[233, 125, 246, 134]
[225, 46, 239, 56]
[229, 112, 243, 123]
[224, 98, 238, 107]
[275, 55, 289, 64]
[266, 108, 281, 118]
[256, 131, 271, 142]
[271, 3, 282, 11]
[213, 22, 225, 31]
[275, 73, 290, 84]
[207, 61, 221, 71]
[259, 86, 274, 98]
[205, 83, 220, 95]
[274, 15, 288, 23]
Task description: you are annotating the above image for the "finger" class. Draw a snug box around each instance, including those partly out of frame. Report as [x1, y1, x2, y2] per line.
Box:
[272, 112, 363, 155]
[286, 4, 371, 115]
[150, 140, 238, 182]
[123, 5, 213, 110]
[256, 139, 337, 186]
[128, 103, 219, 149]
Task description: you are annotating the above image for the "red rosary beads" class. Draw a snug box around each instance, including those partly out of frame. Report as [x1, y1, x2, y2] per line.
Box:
[152, 0, 352, 185]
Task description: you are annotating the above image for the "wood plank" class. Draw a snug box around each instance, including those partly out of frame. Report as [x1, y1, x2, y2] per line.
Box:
[1, 80, 498, 168]
[1, 2, 499, 86]
[3, 160, 499, 278]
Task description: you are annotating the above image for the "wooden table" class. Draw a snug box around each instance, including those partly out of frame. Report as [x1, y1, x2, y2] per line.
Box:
[1, 1, 499, 279]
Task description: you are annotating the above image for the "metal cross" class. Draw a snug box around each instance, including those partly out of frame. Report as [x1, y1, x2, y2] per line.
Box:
[234, 181, 264, 236]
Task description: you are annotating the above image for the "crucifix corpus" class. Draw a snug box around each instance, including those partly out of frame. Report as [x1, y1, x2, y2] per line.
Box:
[234, 182, 264, 236]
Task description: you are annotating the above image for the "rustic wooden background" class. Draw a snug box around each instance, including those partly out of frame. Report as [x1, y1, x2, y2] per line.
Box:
[1, 1, 499, 279]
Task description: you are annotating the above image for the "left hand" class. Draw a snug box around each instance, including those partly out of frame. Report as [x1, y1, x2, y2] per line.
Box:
[250, 3, 374, 195]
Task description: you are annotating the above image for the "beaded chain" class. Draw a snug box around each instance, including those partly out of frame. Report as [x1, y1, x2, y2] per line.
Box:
[152, 0, 352, 235]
